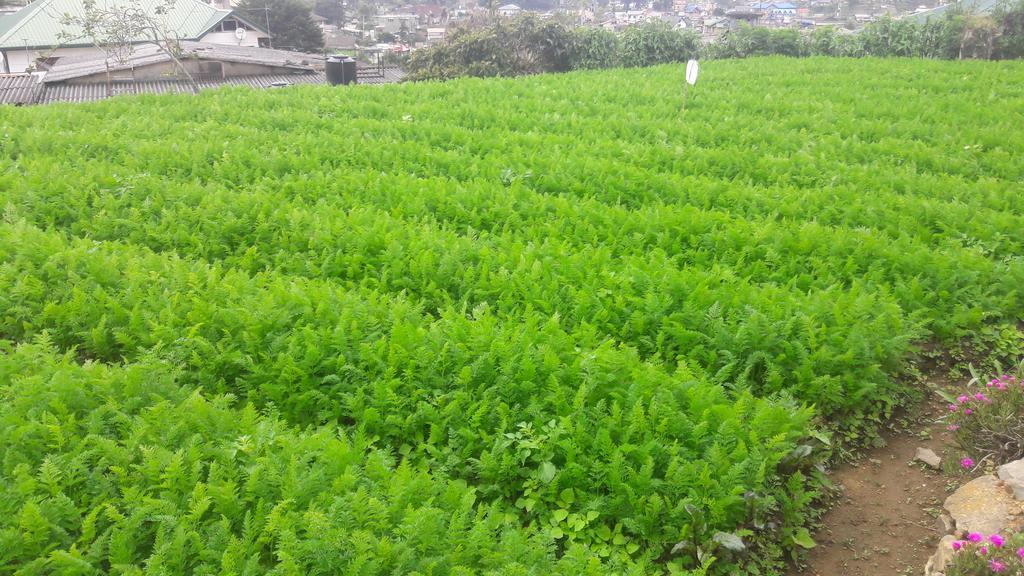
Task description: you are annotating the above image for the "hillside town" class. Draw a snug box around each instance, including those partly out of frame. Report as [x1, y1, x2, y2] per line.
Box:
[304, 0, 974, 57]
[0, 0, 989, 75]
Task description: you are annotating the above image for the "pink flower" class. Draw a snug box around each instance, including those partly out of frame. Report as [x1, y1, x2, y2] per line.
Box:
[989, 559, 1005, 572]
[949, 404, 958, 412]
[962, 458, 975, 469]
[947, 424, 960, 431]
[1017, 547, 1024, 559]
[965, 409, 973, 415]
[990, 534, 1004, 548]
[958, 395, 969, 404]
[969, 532, 983, 542]
[952, 540, 963, 550]
[980, 545, 989, 555]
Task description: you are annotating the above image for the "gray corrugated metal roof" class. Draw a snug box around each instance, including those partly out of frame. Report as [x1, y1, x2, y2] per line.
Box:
[0, 73, 43, 104]
[43, 41, 324, 82]
[0, 0, 240, 50]
[37, 72, 326, 102]
[2, 66, 406, 104]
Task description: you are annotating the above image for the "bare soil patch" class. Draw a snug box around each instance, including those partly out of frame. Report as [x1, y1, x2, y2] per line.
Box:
[789, 381, 955, 576]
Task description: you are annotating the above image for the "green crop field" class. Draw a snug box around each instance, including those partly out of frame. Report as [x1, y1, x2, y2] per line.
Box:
[0, 57, 1022, 575]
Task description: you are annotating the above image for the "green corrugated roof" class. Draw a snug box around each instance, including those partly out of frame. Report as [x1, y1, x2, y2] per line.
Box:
[0, 0, 235, 50]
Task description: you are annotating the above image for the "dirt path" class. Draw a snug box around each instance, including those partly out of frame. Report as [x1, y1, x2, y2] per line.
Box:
[789, 380, 955, 576]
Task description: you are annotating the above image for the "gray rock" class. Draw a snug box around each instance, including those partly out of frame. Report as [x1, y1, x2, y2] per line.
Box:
[997, 459, 1024, 501]
[924, 534, 959, 576]
[944, 475, 1024, 536]
[936, 512, 955, 535]
[915, 447, 942, 469]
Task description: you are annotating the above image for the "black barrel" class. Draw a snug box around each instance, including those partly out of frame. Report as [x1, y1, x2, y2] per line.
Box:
[326, 56, 358, 86]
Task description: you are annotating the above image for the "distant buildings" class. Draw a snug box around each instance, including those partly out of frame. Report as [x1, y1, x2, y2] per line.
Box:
[498, 4, 523, 17]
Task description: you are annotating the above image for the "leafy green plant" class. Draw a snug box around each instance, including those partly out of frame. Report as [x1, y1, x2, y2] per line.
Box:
[0, 59, 1022, 574]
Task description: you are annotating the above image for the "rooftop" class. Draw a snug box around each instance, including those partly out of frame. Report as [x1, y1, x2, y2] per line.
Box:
[42, 41, 324, 83]
[1, 66, 406, 105]
[0, 0, 258, 50]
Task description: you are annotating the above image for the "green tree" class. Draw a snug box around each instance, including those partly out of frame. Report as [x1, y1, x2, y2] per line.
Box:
[237, 0, 325, 52]
[618, 20, 700, 67]
[313, 0, 344, 25]
[994, 0, 1024, 59]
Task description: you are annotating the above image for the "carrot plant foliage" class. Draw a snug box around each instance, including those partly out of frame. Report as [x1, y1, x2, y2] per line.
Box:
[0, 58, 1022, 574]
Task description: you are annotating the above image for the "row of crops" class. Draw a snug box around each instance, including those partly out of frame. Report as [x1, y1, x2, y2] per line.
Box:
[1, 57, 1023, 574]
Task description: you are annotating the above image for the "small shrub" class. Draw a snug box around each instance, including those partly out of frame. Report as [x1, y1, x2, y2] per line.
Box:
[946, 532, 1024, 575]
[618, 21, 700, 67]
[947, 365, 1024, 469]
[571, 26, 620, 69]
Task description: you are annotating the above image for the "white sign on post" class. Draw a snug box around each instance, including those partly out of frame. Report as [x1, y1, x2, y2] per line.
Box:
[685, 59, 699, 86]
[235, 27, 247, 42]
[682, 59, 699, 111]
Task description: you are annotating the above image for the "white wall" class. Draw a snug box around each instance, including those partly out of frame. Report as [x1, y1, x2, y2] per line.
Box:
[200, 30, 269, 47]
[3, 46, 99, 73]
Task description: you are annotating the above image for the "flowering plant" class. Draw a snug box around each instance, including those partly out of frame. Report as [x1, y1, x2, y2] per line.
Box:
[947, 365, 1024, 471]
[946, 532, 1024, 575]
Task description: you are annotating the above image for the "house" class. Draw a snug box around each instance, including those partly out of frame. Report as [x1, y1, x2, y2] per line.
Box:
[374, 13, 418, 35]
[326, 26, 360, 50]
[700, 16, 730, 36]
[724, 6, 763, 23]
[751, 2, 798, 15]
[497, 4, 522, 17]
[409, 4, 449, 25]
[426, 27, 446, 43]
[769, 2, 798, 14]
[609, 10, 649, 26]
[0, 0, 270, 73]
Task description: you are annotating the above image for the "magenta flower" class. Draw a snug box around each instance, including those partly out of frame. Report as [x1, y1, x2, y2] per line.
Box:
[1018, 547, 1024, 559]
[949, 404, 958, 412]
[980, 545, 989, 555]
[952, 540, 963, 550]
[957, 395, 969, 403]
[965, 409, 973, 415]
[962, 458, 975, 469]
[969, 532, 983, 542]
[989, 559, 1005, 572]
[990, 534, 1005, 548]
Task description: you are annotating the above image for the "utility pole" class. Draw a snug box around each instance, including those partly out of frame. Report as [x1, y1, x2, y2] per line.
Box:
[265, 3, 272, 48]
